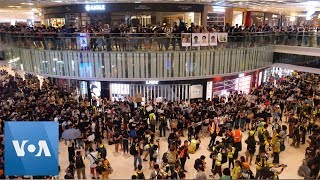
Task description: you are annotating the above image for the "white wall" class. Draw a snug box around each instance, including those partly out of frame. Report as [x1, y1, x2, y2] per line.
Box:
[0, 8, 41, 25]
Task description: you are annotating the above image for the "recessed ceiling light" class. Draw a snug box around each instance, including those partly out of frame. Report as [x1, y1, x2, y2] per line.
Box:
[8, 5, 20, 8]
[21, 2, 34, 5]
[54, 0, 63, 2]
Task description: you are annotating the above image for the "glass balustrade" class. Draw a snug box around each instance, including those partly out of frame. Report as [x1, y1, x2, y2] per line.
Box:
[0, 32, 319, 52]
[4, 46, 274, 80]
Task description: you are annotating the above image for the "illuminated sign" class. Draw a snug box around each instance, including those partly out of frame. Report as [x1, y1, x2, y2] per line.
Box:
[85, 4, 105, 11]
[146, 81, 159, 85]
[190, 85, 203, 99]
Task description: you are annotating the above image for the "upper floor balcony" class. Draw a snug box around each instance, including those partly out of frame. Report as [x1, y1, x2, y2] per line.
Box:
[1, 31, 319, 81]
[1, 31, 320, 52]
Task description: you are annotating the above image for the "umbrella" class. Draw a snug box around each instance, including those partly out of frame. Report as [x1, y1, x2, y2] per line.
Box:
[62, 128, 81, 140]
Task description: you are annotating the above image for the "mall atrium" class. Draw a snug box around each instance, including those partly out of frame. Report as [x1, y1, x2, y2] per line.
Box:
[0, 0, 320, 179]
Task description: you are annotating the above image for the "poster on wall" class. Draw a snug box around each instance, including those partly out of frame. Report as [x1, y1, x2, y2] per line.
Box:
[190, 84, 203, 99]
[209, 33, 218, 46]
[90, 81, 101, 100]
[200, 33, 209, 46]
[218, 33, 228, 42]
[192, 33, 201, 47]
[206, 81, 213, 100]
[181, 33, 191, 47]
[78, 33, 88, 48]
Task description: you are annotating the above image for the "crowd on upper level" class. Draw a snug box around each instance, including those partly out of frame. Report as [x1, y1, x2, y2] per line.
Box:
[1, 22, 320, 34]
[0, 22, 320, 51]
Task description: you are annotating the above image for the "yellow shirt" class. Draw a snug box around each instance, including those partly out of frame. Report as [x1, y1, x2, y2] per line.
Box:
[232, 166, 241, 179]
[273, 140, 281, 153]
[228, 147, 236, 158]
[272, 132, 278, 145]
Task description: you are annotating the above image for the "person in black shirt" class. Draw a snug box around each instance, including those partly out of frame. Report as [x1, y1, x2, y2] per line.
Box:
[122, 126, 130, 156]
[113, 130, 122, 155]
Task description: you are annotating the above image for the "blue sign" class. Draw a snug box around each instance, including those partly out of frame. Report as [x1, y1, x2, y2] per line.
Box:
[5, 122, 59, 176]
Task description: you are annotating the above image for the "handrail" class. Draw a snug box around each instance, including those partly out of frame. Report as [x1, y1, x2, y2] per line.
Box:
[1, 31, 319, 52]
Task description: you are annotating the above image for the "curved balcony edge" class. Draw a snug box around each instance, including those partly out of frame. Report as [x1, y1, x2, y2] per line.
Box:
[7, 65, 271, 82]
[4, 46, 274, 81]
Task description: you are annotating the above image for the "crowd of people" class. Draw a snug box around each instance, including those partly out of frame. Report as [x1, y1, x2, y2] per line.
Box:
[0, 22, 320, 51]
[0, 67, 319, 179]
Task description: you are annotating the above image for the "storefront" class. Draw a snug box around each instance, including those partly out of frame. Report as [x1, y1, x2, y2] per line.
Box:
[45, 18, 65, 28]
[245, 11, 282, 28]
[75, 79, 207, 103]
[109, 81, 207, 103]
[246, 11, 265, 27]
[43, 3, 204, 29]
[205, 70, 269, 99]
[261, 67, 294, 85]
[264, 13, 281, 28]
[110, 82, 192, 103]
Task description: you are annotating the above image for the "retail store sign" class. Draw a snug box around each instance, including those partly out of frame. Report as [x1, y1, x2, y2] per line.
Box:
[206, 81, 213, 100]
[190, 85, 203, 99]
[85, 4, 105, 11]
[146, 81, 159, 85]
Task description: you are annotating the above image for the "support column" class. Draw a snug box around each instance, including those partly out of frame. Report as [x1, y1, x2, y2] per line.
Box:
[202, 5, 209, 27]
[225, 7, 234, 26]
[87, 81, 92, 105]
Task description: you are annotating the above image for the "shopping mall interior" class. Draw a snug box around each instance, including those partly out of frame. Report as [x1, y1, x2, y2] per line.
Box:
[0, 0, 320, 179]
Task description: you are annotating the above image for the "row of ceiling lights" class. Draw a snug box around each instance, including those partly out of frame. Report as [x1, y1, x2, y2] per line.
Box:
[5, 0, 319, 13]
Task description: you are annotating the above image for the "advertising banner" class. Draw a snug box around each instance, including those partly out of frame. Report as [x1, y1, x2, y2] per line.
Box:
[190, 84, 203, 99]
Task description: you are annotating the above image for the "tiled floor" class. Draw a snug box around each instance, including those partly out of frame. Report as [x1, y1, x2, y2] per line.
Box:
[59, 127, 306, 179]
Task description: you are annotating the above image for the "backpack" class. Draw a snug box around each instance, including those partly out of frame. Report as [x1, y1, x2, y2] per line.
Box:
[194, 159, 202, 170]
[260, 142, 266, 152]
[247, 136, 256, 154]
[160, 116, 166, 126]
[150, 114, 156, 125]
[100, 146, 107, 159]
[298, 160, 311, 178]
[130, 144, 138, 156]
[221, 152, 228, 164]
[75, 156, 85, 169]
[136, 171, 145, 179]
[280, 141, 285, 151]
[234, 130, 241, 143]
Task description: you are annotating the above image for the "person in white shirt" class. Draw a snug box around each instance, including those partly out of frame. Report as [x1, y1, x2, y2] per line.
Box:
[86, 147, 98, 179]
[91, 121, 96, 133]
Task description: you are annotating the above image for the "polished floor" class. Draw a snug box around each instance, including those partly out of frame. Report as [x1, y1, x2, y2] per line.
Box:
[59, 126, 306, 179]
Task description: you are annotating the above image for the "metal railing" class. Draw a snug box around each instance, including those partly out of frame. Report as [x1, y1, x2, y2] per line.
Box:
[1, 31, 319, 52]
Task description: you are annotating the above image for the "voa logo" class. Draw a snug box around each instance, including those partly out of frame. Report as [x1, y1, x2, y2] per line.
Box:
[12, 140, 51, 157]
